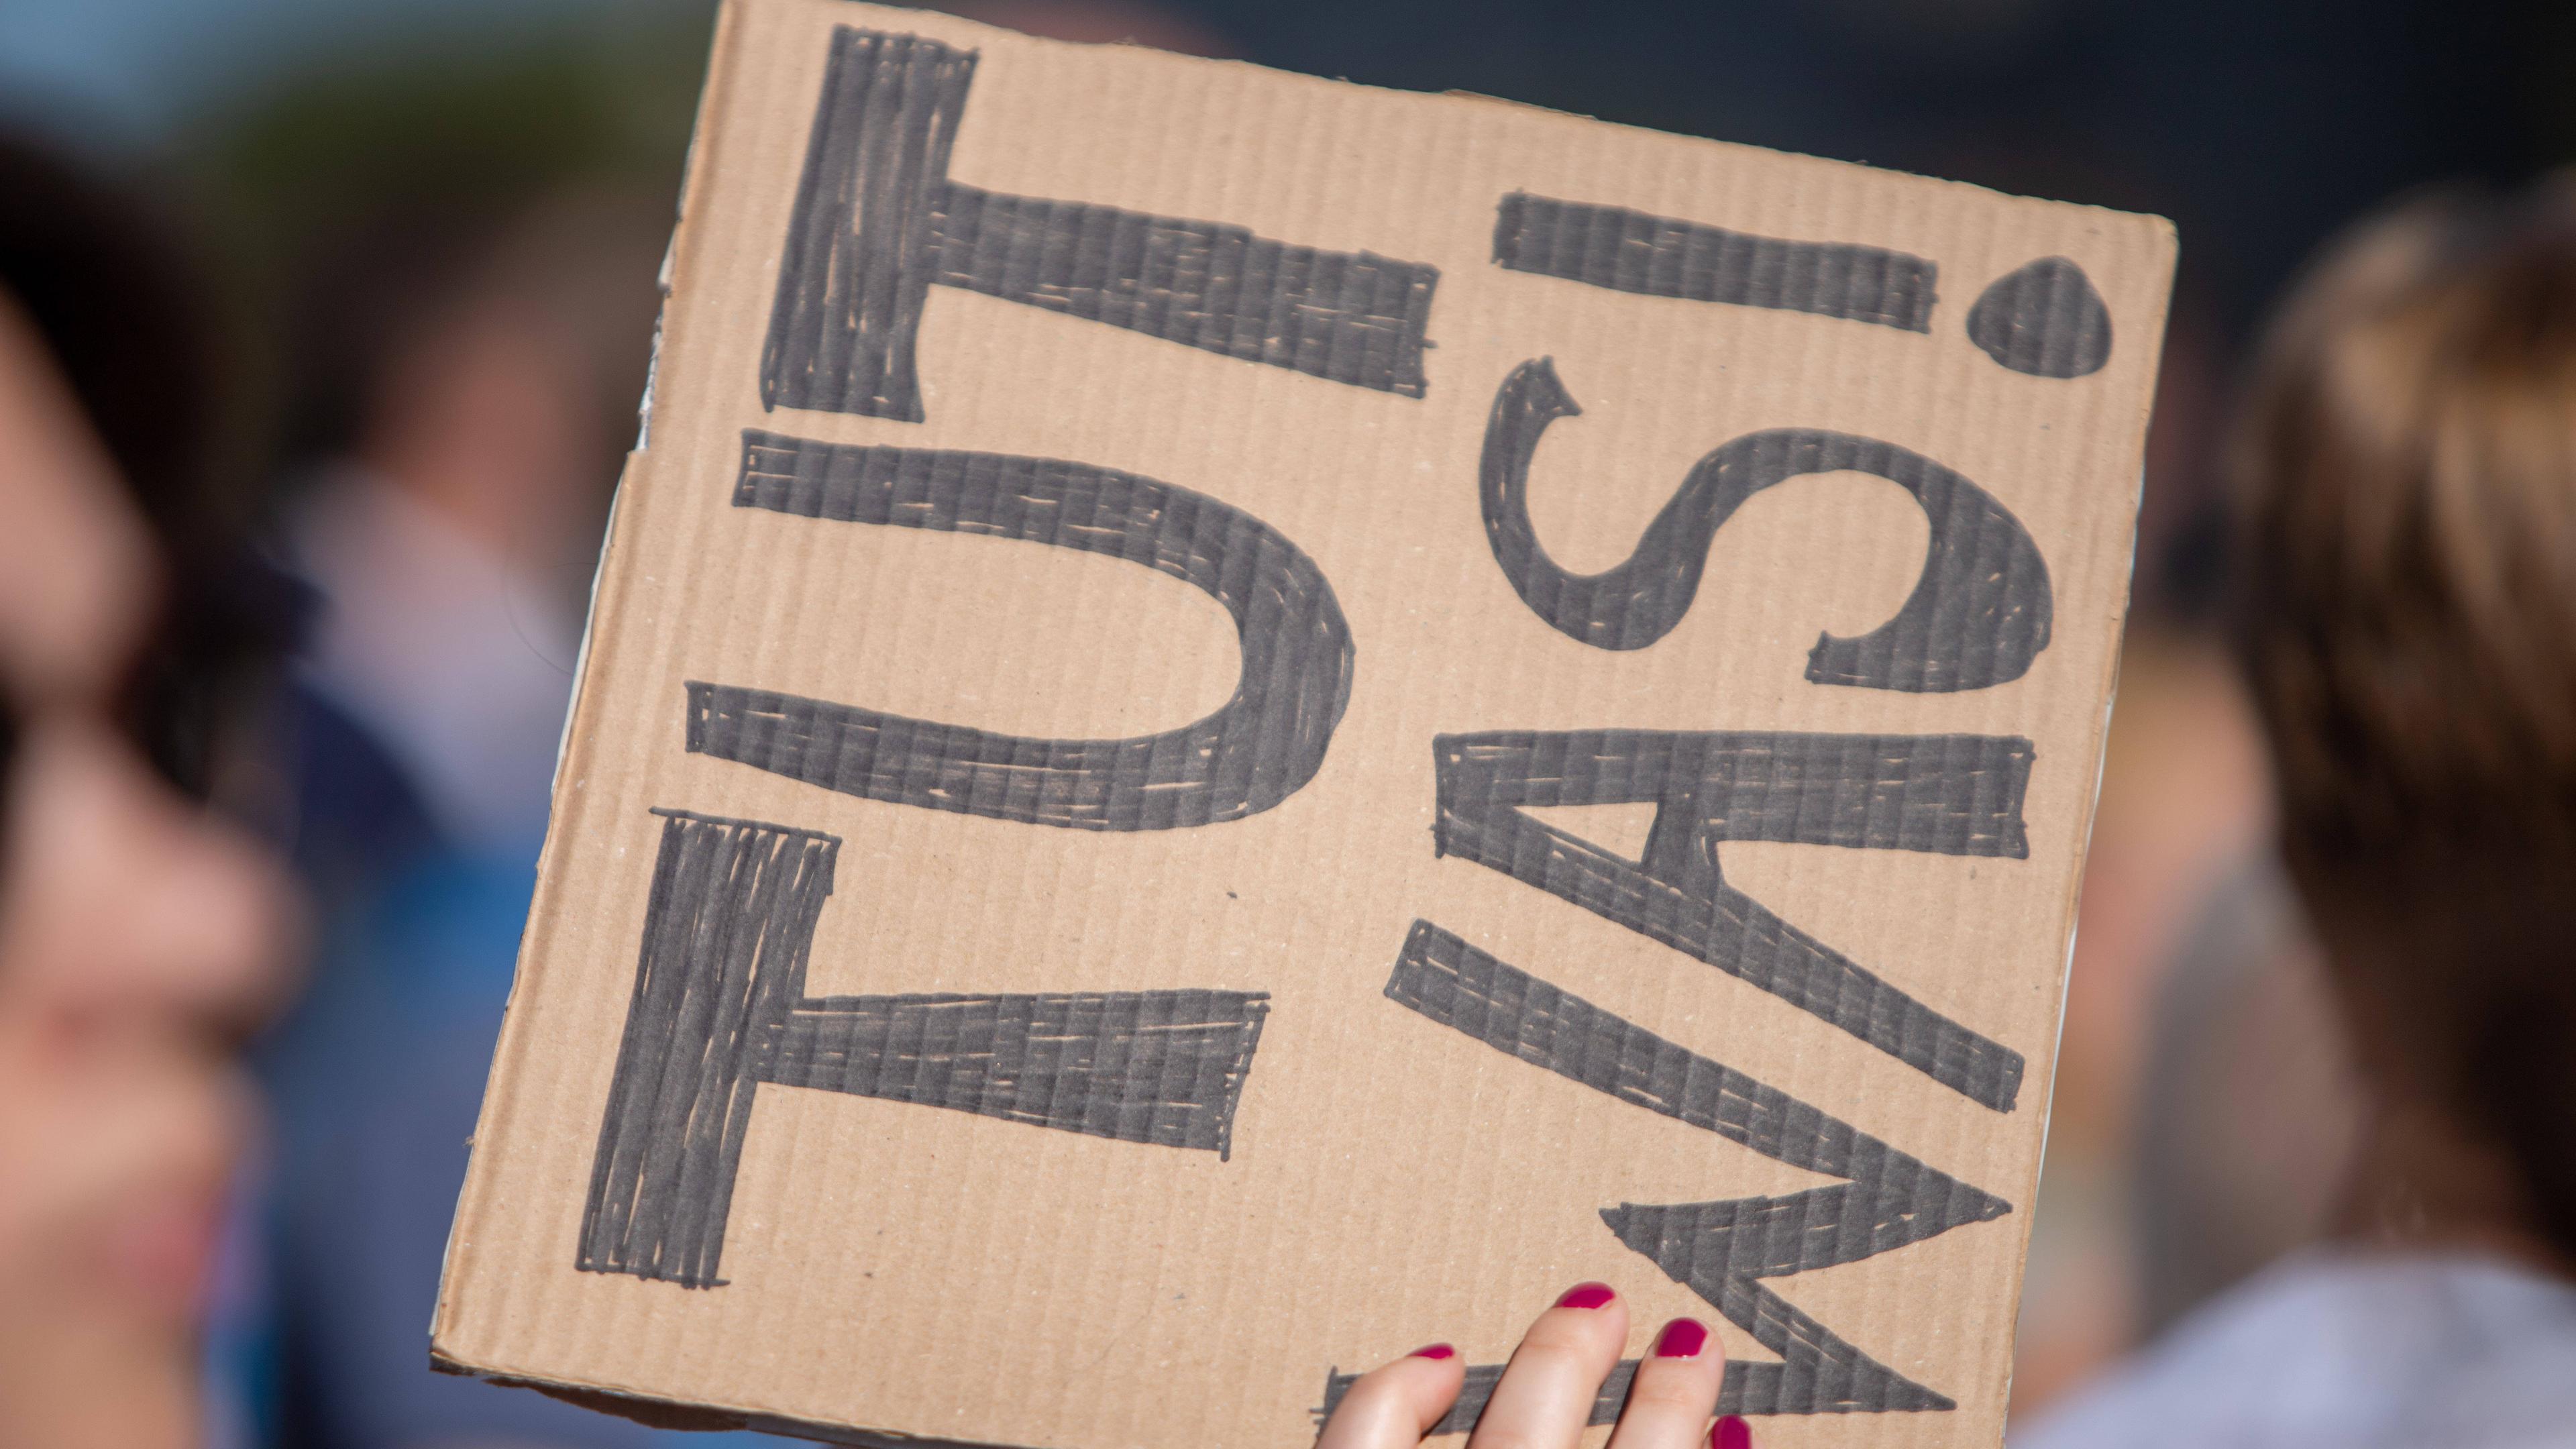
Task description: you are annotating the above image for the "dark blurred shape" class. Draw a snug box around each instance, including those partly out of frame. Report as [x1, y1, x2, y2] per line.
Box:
[0, 133, 295, 805]
[0, 137, 232, 528]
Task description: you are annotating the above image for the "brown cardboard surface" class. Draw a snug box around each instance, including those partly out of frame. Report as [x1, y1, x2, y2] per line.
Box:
[431, 5, 2175, 1446]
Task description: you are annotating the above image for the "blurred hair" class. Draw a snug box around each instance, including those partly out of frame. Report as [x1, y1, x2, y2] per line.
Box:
[189, 26, 702, 480]
[2229, 174, 2576, 1261]
[289, 186, 667, 469]
[0, 136, 231, 527]
[280, 201, 509, 468]
[0, 134, 292, 794]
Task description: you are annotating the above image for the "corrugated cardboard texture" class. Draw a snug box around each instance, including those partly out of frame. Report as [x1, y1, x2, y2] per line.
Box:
[432, 5, 2176, 1446]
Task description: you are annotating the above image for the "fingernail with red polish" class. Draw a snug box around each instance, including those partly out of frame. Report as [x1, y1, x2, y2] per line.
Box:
[1652, 1318, 1709, 1358]
[1555, 1281, 1616, 1310]
[1711, 1415, 1752, 1449]
[1409, 1343, 1456, 1360]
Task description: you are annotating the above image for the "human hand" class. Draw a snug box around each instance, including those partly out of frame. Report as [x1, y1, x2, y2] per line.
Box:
[1316, 1283, 1752, 1449]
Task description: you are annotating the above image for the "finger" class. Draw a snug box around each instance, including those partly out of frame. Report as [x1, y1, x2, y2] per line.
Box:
[1711, 1415, 1754, 1449]
[1466, 1283, 1630, 1449]
[1603, 1319, 1724, 1449]
[1316, 1344, 1468, 1449]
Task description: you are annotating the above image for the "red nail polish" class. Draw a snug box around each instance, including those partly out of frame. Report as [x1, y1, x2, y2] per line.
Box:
[1409, 1343, 1456, 1360]
[1555, 1281, 1616, 1310]
[1652, 1318, 1709, 1358]
[1711, 1415, 1752, 1449]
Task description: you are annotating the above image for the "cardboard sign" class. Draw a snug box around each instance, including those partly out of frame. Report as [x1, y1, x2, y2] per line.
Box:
[431, 5, 2174, 1446]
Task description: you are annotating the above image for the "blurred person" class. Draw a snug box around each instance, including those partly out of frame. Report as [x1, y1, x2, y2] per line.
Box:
[0, 135, 300, 1449]
[252, 189, 692, 1449]
[2016, 177, 2576, 1449]
[275, 189, 663, 879]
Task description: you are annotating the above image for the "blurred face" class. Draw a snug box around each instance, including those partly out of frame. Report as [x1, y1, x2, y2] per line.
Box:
[0, 294, 296, 1447]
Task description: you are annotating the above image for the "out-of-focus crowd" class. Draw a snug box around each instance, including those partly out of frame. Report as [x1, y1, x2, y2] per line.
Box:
[1, 1, 2573, 1447]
